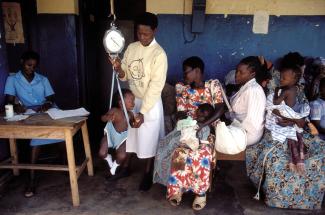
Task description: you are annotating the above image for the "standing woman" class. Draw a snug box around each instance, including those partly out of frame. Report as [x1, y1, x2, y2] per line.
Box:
[110, 12, 168, 191]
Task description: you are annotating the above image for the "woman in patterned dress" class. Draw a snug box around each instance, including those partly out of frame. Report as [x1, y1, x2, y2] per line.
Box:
[153, 56, 224, 210]
[246, 53, 325, 209]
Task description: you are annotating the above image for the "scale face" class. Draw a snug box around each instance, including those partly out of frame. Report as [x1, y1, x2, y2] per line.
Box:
[103, 26, 125, 55]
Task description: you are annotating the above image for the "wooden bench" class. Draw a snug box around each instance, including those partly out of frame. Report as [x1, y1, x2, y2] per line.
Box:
[216, 151, 246, 161]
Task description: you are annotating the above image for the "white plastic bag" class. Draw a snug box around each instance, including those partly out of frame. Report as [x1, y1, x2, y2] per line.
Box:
[215, 119, 247, 155]
[210, 80, 247, 154]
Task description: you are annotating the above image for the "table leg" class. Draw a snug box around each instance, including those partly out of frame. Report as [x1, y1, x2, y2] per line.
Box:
[9, 138, 19, 176]
[81, 122, 94, 176]
[65, 129, 80, 207]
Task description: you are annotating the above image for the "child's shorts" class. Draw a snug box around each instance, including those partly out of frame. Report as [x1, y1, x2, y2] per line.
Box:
[104, 122, 127, 149]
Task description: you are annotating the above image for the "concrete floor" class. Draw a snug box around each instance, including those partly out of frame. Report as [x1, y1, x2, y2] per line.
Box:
[0, 158, 324, 215]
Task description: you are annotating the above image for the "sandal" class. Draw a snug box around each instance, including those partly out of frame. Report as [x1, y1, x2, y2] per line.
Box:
[168, 192, 182, 206]
[24, 186, 35, 198]
[192, 195, 206, 210]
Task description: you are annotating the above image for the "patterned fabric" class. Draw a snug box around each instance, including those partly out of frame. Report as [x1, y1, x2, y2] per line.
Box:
[247, 68, 325, 209]
[153, 126, 210, 186]
[167, 135, 215, 199]
[175, 79, 223, 118]
[246, 130, 325, 209]
[153, 129, 182, 186]
[154, 79, 222, 199]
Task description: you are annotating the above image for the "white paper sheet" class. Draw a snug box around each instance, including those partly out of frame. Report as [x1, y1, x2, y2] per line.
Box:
[46, 108, 90, 120]
[24, 109, 37, 115]
[5, 114, 29, 121]
[253, 11, 269, 34]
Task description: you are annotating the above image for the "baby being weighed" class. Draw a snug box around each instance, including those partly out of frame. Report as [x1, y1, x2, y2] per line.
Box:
[98, 89, 135, 180]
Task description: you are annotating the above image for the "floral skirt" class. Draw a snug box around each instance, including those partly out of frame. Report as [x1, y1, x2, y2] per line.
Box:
[246, 130, 325, 209]
[166, 135, 215, 199]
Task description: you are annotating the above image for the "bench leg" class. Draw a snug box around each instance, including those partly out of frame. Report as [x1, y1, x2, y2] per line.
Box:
[9, 138, 19, 176]
[65, 130, 79, 207]
[81, 122, 94, 176]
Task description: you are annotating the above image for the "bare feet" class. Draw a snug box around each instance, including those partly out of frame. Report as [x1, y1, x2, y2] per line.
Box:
[289, 162, 296, 173]
[296, 163, 306, 176]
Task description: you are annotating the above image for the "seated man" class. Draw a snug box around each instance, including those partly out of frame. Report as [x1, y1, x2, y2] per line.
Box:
[4, 50, 62, 197]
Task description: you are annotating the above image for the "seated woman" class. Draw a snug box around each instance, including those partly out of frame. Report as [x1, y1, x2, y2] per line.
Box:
[228, 56, 267, 146]
[4, 51, 62, 197]
[246, 53, 325, 209]
[203, 56, 267, 147]
[310, 77, 325, 140]
[153, 56, 224, 210]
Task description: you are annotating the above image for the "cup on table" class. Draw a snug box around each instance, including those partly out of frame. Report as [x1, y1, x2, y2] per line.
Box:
[5, 104, 14, 118]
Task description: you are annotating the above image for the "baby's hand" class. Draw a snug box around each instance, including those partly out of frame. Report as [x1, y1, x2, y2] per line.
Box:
[132, 113, 144, 128]
[272, 109, 281, 117]
[101, 112, 114, 122]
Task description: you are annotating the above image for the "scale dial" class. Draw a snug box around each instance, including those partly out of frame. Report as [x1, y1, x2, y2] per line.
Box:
[103, 28, 125, 54]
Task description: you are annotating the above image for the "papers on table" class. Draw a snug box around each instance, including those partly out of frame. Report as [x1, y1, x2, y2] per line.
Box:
[5, 114, 29, 121]
[46, 108, 90, 120]
[24, 109, 37, 115]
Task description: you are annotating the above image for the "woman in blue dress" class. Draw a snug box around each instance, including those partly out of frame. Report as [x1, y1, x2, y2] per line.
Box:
[4, 51, 62, 197]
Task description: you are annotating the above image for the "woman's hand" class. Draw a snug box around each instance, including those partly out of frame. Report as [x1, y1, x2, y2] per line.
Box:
[277, 118, 294, 127]
[14, 104, 26, 114]
[272, 109, 282, 117]
[40, 102, 52, 112]
[108, 56, 125, 78]
[275, 111, 306, 128]
[176, 111, 188, 121]
[293, 118, 306, 128]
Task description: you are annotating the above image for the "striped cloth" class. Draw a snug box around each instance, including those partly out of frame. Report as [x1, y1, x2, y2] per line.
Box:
[265, 93, 310, 143]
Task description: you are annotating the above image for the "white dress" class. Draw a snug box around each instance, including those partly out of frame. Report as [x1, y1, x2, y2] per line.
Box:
[126, 98, 165, 158]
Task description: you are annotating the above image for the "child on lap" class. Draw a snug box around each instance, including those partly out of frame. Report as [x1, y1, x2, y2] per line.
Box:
[265, 66, 308, 175]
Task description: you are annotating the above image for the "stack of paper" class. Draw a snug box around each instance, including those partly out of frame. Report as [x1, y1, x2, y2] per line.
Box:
[46, 108, 90, 120]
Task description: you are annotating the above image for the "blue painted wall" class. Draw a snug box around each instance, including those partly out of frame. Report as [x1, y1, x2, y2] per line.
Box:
[36, 15, 80, 109]
[156, 15, 325, 84]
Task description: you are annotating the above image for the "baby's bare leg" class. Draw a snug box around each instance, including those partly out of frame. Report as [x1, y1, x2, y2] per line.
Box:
[287, 139, 297, 172]
[98, 135, 109, 159]
[296, 133, 306, 175]
[116, 142, 128, 166]
[106, 141, 130, 180]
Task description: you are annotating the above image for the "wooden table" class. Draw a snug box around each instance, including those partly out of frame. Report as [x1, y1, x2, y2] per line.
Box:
[0, 114, 94, 206]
